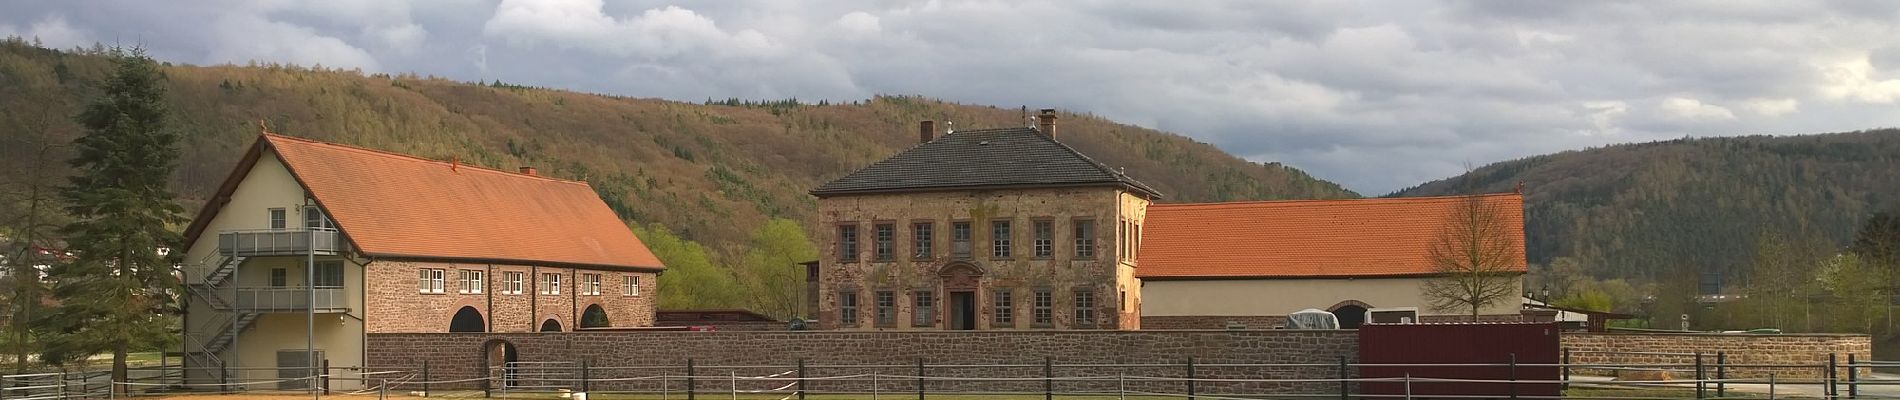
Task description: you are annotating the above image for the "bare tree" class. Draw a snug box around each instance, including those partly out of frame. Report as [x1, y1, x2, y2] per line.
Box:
[1421, 191, 1523, 321]
[0, 90, 71, 374]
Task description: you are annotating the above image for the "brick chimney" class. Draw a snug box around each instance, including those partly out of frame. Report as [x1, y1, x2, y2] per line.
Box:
[919, 120, 936, 143]
[1036, 109, 1057, 137]
[519, 166, 537, 176]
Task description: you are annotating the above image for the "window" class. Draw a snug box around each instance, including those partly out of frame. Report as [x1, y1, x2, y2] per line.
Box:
[268, 208, 287, 230]
[315, 262, 344, 287]
[1074, 220, 1095, 258]
[839, 291, 859, 325]
[581, 273, 602, 295]
[502, 272, 525, 295]
[873, 223, 895, 261]
[457, 270, 483, 294]
[875, 291, 895, 326]
[991, 220, 1012, 258]
[418, 269, 445, 294]
[269, 268, 288, 287]
[1133, 224, 1142, 260]
[540, 273, 562, 295]
[952, 221, 973, 257]
[1033, 220, 1054, 258]
[992, 289, 1014, 326]
[912, 222, 934, 259]
[1074, 291, 1096, 327]
[624, 276, 641, 296]
[913, 290, 935, 326]
[303, 206, 335, 230]
[838, 224, 859, 261]
[1033, 289, 1053, 325]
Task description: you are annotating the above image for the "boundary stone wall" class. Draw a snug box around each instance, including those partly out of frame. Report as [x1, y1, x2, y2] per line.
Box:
[366, 330, 1359, 395]
[1560, 332, 1870, 379]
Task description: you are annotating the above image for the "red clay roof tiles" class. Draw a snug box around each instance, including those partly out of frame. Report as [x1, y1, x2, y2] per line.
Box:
[1136, 193, 1525, 279]
[187, 134, 664, 271]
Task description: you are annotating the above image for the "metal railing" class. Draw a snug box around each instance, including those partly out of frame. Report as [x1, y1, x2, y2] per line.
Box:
[8, 357, 1899, 399]
[216, 228, 341, 256]
[231, 287, 348, 312]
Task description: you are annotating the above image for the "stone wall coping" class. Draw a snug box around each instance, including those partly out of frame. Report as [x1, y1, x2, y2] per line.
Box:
[368, 329, 1356, 336]
[1566, 332, 1871, 338]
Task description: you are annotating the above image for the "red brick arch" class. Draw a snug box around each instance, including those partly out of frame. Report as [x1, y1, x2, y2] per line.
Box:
[1326, 300, 1372, 312]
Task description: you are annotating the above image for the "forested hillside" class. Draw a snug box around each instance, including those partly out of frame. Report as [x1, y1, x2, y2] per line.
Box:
[1394, 131, 1900, 294]
[0, 40, 1354, 309]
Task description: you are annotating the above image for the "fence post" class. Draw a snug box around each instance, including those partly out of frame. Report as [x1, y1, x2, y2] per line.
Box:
[1044, 357, 1053, 400]
[797, 359, 807, 400]
[1770, 372, 1777, 400]
[1186, 357, 1196, 400]
[687, 358, 697, 400]
[1338, 356, 1349, 400]
[422, 360, 430, 398]
[1508, 352, 1518, 400]
[1562, 348, 1571, 392]
[1849, 353, 1859, 399]
[1717, 351, 1727, 398]
[1829, 353, 1839, 400]
[1403, 373, 1411, 400]
[581, 358, 591, 394]
[917, 358, 925, 400]
[1694, 352, 1705, 400]
[323, 358, 332, 395]
[1, 372, 9, 400]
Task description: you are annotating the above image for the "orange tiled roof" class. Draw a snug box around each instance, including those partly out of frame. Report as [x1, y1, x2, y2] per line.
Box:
[184, 134, 664, 271]
[1136, 193, 1525, 279]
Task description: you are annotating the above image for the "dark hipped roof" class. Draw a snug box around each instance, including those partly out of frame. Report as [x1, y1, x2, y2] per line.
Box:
[810, 127, 1161, 198]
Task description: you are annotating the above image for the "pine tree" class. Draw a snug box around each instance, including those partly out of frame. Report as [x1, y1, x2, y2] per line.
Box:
[38, 48, 184, 393]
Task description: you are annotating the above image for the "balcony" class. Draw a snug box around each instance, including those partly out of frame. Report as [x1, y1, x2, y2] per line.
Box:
[233, 287, 349, 313]
[218, 229, 341, 257]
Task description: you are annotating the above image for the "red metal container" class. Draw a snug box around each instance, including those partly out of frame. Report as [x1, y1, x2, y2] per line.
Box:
[1358, 322, 1561, 398]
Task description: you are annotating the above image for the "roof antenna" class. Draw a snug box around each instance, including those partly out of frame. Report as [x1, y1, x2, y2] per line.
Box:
[1022, 106, 1030, 127]
[258, 119, 273, 135]
[450, 155, 460, 173]
[945, 120, 955, 133]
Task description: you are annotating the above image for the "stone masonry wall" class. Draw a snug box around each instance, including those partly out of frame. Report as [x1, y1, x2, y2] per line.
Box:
[365, 261, 656, 333]
[1560, 332, 1871, 379]
[816, 187, 1147, 331]
[366, 330, 1359, 395]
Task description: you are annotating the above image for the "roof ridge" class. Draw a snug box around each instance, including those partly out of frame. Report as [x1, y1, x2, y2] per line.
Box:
[1024, 126, 1163, 197]
[1151, 192, 1520, 209]
[263, 133, 591, 186]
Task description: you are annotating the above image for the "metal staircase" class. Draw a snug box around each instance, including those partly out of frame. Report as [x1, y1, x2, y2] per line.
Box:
[185, 252, 256, 377]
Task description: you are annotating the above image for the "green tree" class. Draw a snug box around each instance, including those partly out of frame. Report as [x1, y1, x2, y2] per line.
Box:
[631, 222, 742, 310]
[37, 49, 185, 392]
[1553, 289, 1612, 312]
[1421, 191, 1523, 320]
[1850, 211, 1900, 333]
[1816, 253, 1884, 333]
[737, 219, 817, 320]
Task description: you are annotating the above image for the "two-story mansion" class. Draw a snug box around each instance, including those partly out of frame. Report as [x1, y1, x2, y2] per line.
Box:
[180, 133, 665, 389]
[809, 111, 1159, 330]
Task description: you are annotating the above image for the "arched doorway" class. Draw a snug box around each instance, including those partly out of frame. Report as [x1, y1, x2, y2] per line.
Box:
[580, 304, 610, 328]
[938, 263, 984, 330]
[1332, 304, 1369, 329]
[539, 319, 563, 332]
[449, 306, 485, 332]
[484, 340, 518, 390]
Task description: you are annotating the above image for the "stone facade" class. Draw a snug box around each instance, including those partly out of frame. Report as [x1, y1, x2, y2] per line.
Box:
[1561, 332, 1870, 379]
[364, 260, 656, 333]
[815, 187, 1150, 330]
[1142, 315, 1291, 330]
[366, 330, 1358, 394]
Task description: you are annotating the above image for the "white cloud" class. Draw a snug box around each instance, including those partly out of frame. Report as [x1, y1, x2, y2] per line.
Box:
[1742, 98, 1799, 117]
[1659, 97, 1736, 121]
[835, 12, 880, 35]
[0, 15, 92, 49]
[482, 1, 779, 59]
[206, 14, 381, 72]
[1818, 54, 1900, 103]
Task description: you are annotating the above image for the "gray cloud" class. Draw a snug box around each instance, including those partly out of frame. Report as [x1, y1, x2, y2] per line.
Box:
[6, 0, 1900, 194]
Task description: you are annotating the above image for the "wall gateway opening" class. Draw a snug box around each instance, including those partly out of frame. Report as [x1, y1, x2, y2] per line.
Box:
[450, 306, 485, 332]
[540, 319, 563, 332]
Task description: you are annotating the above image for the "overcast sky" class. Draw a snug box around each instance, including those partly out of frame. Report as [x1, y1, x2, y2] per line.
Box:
[6, 1, 1900, 194]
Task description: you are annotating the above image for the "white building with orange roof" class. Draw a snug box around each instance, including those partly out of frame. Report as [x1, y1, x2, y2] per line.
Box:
[179, 133, 665, 389]
[1137, 194, 1527, 329]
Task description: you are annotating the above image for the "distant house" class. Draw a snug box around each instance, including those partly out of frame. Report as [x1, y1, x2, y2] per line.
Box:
[179, 134, 665, 389]
[807, 111, 1158, 330]
[1137, 194, 1528, 329]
